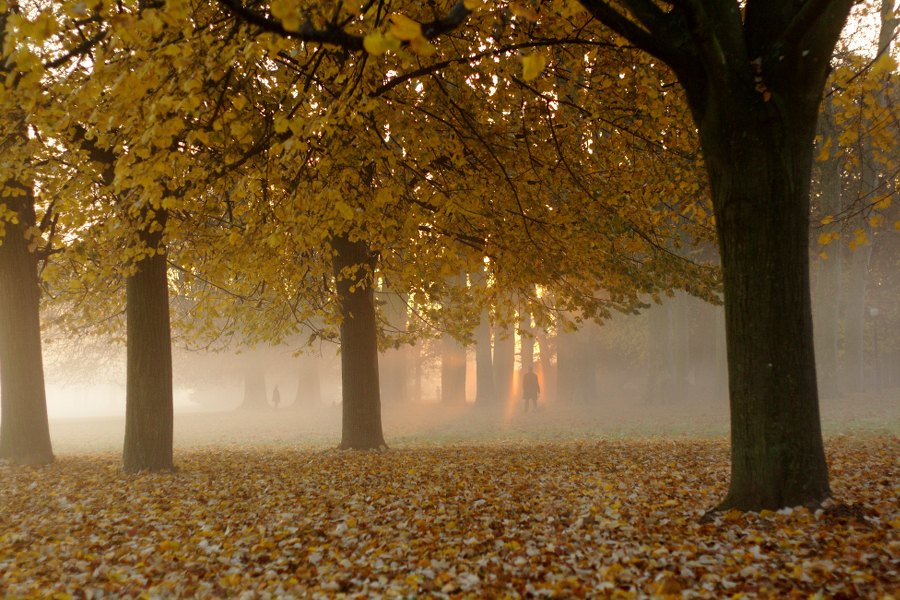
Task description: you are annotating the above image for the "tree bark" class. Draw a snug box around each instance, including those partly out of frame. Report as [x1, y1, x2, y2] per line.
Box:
[698, 99, 831, 511]
[123, 209, 174, 472]
[0, 173, 54, 465]
[331, 233, 386, 450]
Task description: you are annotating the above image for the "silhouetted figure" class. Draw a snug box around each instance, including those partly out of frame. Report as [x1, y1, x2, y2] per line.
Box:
[522, 367, 540, 411]
[272, 385, 281, 411]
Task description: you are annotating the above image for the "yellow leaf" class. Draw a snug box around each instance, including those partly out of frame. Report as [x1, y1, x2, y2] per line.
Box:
[820, 215, 834, 225]
[817, 232, 832, 246]
[389, 14, 421, 41]
[463, 0, 485, 10]
[522, 52, 547, 81]
[363, 32, 400, 55]
[410, 36, 436, 57]
[510, 2, 540, 20]
[819, 252, 828, 259]
[874, 197, 892, 210]
[871, 52, 898, 75]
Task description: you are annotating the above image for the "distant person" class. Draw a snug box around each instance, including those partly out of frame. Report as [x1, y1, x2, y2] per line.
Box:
[271, 385, 281, 411]
[522, 367, 540, 411]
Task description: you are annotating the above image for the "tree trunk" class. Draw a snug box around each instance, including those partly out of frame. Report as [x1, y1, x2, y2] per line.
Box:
[536, 331, 555, 404]
[331, 233, 386, 450]
[645, 299, 675, 405]
[699, 98, 831, 511]
[238, 358, 269, 410]
[519, 308, 534, 373]
[493, 324, 515, 405]
[556, 326, 575, 403]
[813, 99, 843, 398]
[441, 333, 467, 404]
[379, 292, 409, 404]
[0, 173, 54, 465]
[473, 309, 495, 406]
[123, 209, 174, 472]
[292, 356, 322, 408]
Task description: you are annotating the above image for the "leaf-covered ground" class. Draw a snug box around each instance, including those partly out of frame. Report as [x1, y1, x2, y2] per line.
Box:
[2, 435, 899, 599]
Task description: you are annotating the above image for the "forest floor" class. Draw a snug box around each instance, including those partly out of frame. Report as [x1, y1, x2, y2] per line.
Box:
[2, 391, 898, 599]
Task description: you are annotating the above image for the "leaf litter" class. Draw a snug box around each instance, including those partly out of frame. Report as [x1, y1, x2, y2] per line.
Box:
[1, 436, 898, 599]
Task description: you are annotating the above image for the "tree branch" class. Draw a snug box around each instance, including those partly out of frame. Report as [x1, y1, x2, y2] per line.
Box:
[216, 0, 365, 49]
[781, 0, 843, 50]
[575, 0, 679, 63]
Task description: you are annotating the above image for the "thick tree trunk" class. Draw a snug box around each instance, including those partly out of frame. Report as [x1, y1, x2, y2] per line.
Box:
[700, 101, 831, 511]
[0, 176, 54, 465]
[332, 233, 386, 450]
[123, 209, 174, 472]
[473, 310, 495, 406]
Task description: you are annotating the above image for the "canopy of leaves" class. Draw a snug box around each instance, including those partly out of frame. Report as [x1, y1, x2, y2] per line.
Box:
[1, 0, 719, 352]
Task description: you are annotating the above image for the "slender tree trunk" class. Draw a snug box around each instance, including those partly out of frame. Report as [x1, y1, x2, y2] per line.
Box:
[813, 100, 843, 398]
[714, 302, 728, 402]
[0, 171, 54, 465]
[379, 292, 409, 404]
[536, 331, 555, 404]
[556, 326, 574, 403]
[292, 357, 322, 408]
[441, 333, 467, 404]
[673, 291, 690, 400]
[331, 233, 386, 450]
[238, 358, 268, 410]
[493, 324, 515, 405]
[519, 308, 534, 373]
[123, 209, 174, 472]
[700, 101, 830, 511]
[473, 310, 495, 406]
[645, 299, 674, 405]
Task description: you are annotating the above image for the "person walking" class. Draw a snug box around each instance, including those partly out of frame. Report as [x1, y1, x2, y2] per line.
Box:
[271, 385, 281, 411]
[522, 367, 540, 412]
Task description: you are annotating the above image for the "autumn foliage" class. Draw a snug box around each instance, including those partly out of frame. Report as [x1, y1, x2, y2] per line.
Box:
[1, 435, 898, 599]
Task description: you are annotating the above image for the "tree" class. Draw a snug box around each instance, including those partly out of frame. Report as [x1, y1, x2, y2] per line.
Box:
[0, 7, 54, 465]
[331, 232, 387, 449]
[0, 124, 54, 465]
[123, 208, 175, 472]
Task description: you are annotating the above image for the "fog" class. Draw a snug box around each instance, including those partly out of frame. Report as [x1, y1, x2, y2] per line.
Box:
[15, 295, 898, 456]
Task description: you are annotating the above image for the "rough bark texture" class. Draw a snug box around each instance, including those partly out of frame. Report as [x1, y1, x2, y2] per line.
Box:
[0, 177, 54, 465]
[123, 209, 174, 472]
[332, 233, 386, 450]
[694, 84, 833, 511]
